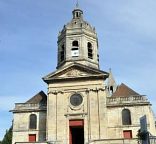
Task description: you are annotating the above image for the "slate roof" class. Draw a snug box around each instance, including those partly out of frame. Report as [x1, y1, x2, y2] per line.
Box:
[26, 91, 47, 104]
[112, 83, 140, 97]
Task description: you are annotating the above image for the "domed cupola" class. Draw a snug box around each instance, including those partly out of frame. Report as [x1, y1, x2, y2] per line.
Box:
[57, 6, 99, 69]
[72, 8, 83, 19]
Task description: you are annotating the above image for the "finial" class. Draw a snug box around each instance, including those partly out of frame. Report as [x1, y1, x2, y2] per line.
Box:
[109, 68, 112, 73]
[76, 0, 79, 8]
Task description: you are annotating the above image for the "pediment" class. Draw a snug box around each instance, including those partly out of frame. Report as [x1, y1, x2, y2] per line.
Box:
[43, 63, 108, 82]
[58, 68, 89, 78]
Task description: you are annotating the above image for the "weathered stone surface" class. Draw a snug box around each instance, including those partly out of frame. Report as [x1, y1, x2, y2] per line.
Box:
[11, 6, 156, 144]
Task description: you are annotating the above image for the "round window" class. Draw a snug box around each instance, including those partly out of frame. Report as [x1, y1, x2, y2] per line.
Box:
[70, 93, 83, 106]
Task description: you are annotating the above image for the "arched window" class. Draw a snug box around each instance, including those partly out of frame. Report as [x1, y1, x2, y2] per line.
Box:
[122, 109, 131, 125]
[76, 12, 79, 18]
[60, 44, 65, 62]
[88, 42, 93, 59]
[71, 40, 79, 57]
[72, 41, 79, 47]
[29, 114, 37, 129]
[110, 86, 114, 94]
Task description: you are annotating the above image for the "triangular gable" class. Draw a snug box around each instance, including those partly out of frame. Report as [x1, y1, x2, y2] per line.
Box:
[43, 63, 108, 82]
[112, 83, 140, 97]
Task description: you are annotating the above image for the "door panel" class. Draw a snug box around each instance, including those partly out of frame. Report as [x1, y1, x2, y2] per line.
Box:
[69, 120, 84, 144]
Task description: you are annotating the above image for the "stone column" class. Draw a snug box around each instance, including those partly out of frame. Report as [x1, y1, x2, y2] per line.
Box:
[98, 88, 107, 139]
[47, 91, 57, 142]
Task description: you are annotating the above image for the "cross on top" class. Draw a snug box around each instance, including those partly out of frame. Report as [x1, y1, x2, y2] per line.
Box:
[76, 0, 79, 8]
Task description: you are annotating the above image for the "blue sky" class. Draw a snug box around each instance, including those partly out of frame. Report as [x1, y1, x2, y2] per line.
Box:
[0, 0, 156, 140]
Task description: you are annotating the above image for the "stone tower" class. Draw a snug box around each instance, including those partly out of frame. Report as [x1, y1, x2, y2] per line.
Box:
[57, 7, 99, 69]
[43, 6, 109, 144]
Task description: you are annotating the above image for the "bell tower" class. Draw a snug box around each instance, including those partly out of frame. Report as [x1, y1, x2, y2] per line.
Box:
[57, 6, 99, 69]
[43, 5, 108, 144]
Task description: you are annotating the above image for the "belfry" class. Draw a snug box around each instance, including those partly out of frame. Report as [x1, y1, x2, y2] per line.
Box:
[57, 6, 99, 69]
[11, 5, 156, 144]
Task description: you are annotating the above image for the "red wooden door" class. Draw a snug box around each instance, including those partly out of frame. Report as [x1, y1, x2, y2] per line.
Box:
[69, 120, 84, 144]
[70, 127, 72, 144]
[29, 134, 36, 142]
[123, 130, 132, 139]
[69, 120, 84, 127]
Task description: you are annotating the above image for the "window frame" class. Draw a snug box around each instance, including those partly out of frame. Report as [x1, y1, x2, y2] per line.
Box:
[60, 44, 65, 62]
[71, 40, 79, 57]
[29, 114, 37, 130]
[87, 42, 93, 59]
[72, 40, 79, 47]
[122, 109, 132, 125]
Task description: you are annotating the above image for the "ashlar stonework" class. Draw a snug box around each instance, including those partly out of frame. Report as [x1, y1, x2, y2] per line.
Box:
[11, 6, 156, 144]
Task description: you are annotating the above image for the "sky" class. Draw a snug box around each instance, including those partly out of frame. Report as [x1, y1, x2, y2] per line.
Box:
[0, 0, 156, 140]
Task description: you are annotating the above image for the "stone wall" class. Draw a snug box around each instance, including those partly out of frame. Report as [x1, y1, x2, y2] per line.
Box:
[12, 110, 46, 144]
[47, 78, 107, 143]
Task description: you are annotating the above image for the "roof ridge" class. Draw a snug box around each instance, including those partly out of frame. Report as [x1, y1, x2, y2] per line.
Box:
[112, 83, 140, 97]
[26, 91, 47, 104]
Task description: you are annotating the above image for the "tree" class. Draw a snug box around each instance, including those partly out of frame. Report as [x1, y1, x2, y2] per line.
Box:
[1, 126, 12, 144]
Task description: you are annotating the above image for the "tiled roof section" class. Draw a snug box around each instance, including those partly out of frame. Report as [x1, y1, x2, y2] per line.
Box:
[112, 83, 140, 97]
[26, 91, 47, 104]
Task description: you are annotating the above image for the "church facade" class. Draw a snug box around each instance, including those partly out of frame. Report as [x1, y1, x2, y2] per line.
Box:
[11, 7, 156, 144]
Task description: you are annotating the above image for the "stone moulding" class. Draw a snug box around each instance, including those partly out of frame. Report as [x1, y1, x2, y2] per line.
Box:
[107, 95, 150, 107]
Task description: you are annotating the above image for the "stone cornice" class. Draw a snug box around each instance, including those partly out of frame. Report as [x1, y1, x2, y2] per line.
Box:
[48, 90, 64, 95]
[107, 95, 151, 107]
[64, 112, 87, 117]
[86, 87, 106, 93]
[10, 103, 47, 113]
[10, 109, 47, 113]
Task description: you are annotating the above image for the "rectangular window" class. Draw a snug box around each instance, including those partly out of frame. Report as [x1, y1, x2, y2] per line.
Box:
[123, 130, 132, 139]
[60, 51, 64, 61]
[29, 134, 36, 142]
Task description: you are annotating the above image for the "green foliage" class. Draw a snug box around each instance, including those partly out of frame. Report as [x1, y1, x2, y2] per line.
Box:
[137, 128, 149, 143]
[1, 126, 12, 144]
